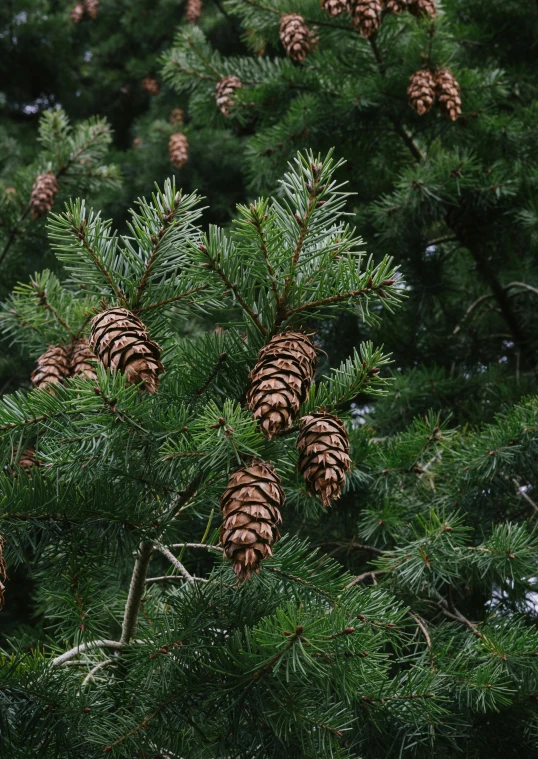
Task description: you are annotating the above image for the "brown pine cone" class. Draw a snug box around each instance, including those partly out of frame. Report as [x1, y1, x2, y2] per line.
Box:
[220, 461, 284, 582]
[409, 0, 436, 17]
[320, 0, 347, 16]
[0, 535, 5, 611]
[17, 447, 43, 472]
[70, 337, 98, 380]
[30, 172, 59, 221]
[247, 332, 317, 439]
[407, 68, 436, 115]
[297, 413, 351, 508]
[185, 0, 202, 24]
[435, 68, 462, 121]
[89, 308, 164, 393]
[142, 77, 160, 96]
[84, 0, 99, 18]
[349, 0, 383, 38]
[385, 0, 409, 13]
[71, 2, 85, 22]
[31, 345, 70, 391]
[280, 14, 316, 62]
[215, 76, 242, 117]
[169, 133, 189, 169]
[169, 108, 185, 126]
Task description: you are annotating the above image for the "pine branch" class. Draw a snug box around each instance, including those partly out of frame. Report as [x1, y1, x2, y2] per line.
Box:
[137, 285, 209, 313]
[52, 640, 124, 666]
[31, 280, 76, 339]
[154, 544, 195, 583]
[194, 351, 227, 397]
[120, 541, 153, 644]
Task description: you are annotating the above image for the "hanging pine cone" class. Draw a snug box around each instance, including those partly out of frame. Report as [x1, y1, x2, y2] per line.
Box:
[407, 68, 436, 115]
[349, 0, 383, 38]
[320, 0, 347, 16]
[0, 536, 5, 611]
[30, 172, 59, 221]
[220, 461, 284, 582]
[185, 0, 202, 24]
[169, 133, 189, 169]
[89, 308, 164, 393]
[31, 345, 70, 390]
[71, 2, 85, 22]
[297, 413, 351, 508]
[70, 337, 98, 380]
[215, 76, 242, 117]
[246, 332, 317, 439]
[16, 447, 42, 472]
[385, 0, 409, 13]
[409, 0, 436, 17]
[279, 14, 315, 62]
[84, 0, 99, 18]
[142, 77, 160, 96]
[435, 68, 462, 121]
[169, 108, 185, 126]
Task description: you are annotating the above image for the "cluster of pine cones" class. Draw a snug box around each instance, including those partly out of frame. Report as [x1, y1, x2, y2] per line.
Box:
[222, 331, 351, 582]
[29, 314, 351, 584]
[71, 0, 98, 23]
[408, 67, 462, 120]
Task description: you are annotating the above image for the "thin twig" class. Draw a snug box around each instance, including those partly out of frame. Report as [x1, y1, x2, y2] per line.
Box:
[82, 658, 115, 686]
[170, 543, 223, 553]
[408, 611, 432, 650]
[154, 544, 195, 583]
[52, 639, 123, 666]
[346, 569, 388, 589]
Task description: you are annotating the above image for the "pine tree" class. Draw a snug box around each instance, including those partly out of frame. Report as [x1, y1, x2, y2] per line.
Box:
[2, 151, 538, 757]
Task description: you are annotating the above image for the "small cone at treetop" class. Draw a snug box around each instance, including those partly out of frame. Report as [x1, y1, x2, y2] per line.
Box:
[220, 461, 284, 582]
[169, 133, 189, 169]
[408, 69, 436, 115]
[142, 77, 160, 96]
[320, 0, 347, 17]
[409, 0, 436, 17]
[30, 172, 59, 220]
[89, 308, 164, 393]
[31, 344, 70, 390]
[279, 14, 316, 62]
[71, 2, 84, 22]
[349, 0, 383, 38]
[84, 0, 99, 18]
[70, 337, 98, 380]
[436, 68, 462, 121]
[247, 332, 317, 439]
[297, 413, 351, 508]
[185, 0, 202, 24]
[215, 76, 242, 117]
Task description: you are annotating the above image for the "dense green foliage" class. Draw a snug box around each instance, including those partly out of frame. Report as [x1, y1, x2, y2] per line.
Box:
[1, 0, 538, 757]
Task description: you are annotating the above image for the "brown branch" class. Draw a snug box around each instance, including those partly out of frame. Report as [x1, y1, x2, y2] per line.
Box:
[137, 285, 209, 313]
[74, 224, 128, 307]
[154, 544, 194, 583]
[346, 569, 389, 589]
[285, 284, 375, 317]
[120, 541, 153, 644]
[31, 281, 76, 338]
[203, 255, 268, 335]
[194, 351, 227, 397]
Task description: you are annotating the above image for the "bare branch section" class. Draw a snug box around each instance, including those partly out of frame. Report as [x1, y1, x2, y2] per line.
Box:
[52, 639, 123, 667]
[120, 541, 153, 644]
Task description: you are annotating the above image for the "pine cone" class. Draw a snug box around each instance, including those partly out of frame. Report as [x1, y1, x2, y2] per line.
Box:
[169, 108, 185, 126]
[280, 14, 315, 62]
[385, 0, 409, 13]
[215, 76, 242, 117]
[70, 337, 98, 380]
[220, 461, 284, 582]
[320, 0, 347, 16]
[435, 68, 462, 121]
[0, 535, 5, 611]
[409, 0, 436, 17]
[89, 308, 164, 393]
[142, 77, 160, 96]
[349, 0, 383, 38]
[185, 0, 202, 24]
[169, 133, 189, 169]
[247, 332, 317, 439]
[31, 345, 70, 391]
[30, 172, 59, 221]
[17, 447, 42, 471]
[297, 413, 351, 508]
[132, 137, 142, 149]
[407, 68, 436, 115]
[71, 2, 85, 22]
[84, 0, 99, 18]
